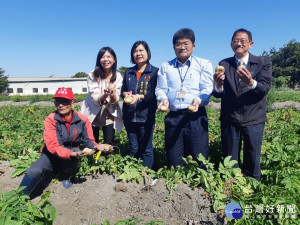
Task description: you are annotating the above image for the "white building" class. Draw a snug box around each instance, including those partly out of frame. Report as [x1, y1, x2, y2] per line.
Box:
[6, 77, 88, 96]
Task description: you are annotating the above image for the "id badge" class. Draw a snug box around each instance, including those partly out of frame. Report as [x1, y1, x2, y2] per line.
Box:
[176, 91, 186, 99]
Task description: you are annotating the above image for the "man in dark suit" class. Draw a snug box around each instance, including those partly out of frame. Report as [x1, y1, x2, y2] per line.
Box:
[213, 28, 273, 181]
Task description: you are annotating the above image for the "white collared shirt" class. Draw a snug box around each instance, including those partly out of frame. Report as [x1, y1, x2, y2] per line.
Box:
[235, 54, 249, 69]
[156, 55, 214, 111]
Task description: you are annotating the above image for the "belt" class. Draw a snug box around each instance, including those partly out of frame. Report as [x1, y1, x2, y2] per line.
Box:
[170, 107, 205, 114]
[170, 108, 190, 114]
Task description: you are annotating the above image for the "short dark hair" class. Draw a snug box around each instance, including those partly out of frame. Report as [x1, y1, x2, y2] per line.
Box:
[93, 47, 117, 82]
[130, 41, 151, 64]
[173, 28, 195, 45]
[231, 28, 252, 42]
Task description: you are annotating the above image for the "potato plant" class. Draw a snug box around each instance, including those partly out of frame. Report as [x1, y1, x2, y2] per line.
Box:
[0, 188, 56, 224]
[0, 105, 299, 224]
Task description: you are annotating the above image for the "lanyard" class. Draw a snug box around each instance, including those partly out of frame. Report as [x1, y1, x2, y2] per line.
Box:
[177, 60, 190, 89]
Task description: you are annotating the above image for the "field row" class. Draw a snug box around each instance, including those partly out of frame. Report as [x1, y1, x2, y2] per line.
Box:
[0, 89, 299, 103]
[0, 106, 299, 224]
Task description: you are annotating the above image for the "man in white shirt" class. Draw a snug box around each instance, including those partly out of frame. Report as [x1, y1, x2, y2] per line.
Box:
[155, 28, 214, 167]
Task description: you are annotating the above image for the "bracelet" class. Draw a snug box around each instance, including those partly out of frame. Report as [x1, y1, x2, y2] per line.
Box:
[137, 94, 140, 101]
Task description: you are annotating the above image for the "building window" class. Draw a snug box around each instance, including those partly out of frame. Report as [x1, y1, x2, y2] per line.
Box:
[33, 88, 38, 93]
[7, 88, 13, 93]
[17, 88, 23, 93]
[82, 87, 87, 92]
[43, 88, 48, 93]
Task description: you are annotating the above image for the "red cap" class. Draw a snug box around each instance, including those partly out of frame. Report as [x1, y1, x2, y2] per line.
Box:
[53, 87, 74, 100]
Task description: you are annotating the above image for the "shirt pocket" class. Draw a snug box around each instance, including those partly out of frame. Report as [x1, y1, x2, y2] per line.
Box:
[185, 69, 200, 91]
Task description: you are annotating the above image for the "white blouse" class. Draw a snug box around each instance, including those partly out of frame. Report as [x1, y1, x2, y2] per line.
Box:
[80, 71, 123, 131]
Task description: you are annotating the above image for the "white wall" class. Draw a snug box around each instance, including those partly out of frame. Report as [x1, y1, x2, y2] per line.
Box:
[7, 79, 88, 96]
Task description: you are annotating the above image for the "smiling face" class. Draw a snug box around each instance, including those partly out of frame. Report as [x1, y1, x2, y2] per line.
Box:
[54, 97, 75, 117]
[231, 32, 254, 59]
[173, 38, 195, 64]
[100, 51, 116, 72]
[133, 44, 148, 67]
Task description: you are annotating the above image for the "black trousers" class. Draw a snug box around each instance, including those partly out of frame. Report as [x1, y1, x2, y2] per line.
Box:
[124, 121, 155, 169]
[19, 147, 81, 198]
[92, 124, 115, 145]
[165, 107, 208, 168]
[221, 123, 265, 181]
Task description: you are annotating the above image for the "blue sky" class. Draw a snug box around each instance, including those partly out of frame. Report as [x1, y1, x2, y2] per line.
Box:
[1, 0, 299, 78]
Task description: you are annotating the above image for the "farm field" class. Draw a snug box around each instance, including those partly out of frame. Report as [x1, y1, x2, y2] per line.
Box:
[0, 89, 299, 104]
[0, 105, 299, 224]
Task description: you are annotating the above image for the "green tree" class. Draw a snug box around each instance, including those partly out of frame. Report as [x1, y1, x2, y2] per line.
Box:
[262, 39, 300, 88]
[118, 66, 128, 76]
[72, 72, 88, 78]
[0, 68, 8, 94]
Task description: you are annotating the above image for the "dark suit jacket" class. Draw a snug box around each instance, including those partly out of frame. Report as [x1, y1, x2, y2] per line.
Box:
[213, 53, 273, 126]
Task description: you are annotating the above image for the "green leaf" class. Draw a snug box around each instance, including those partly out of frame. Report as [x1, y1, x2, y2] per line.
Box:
[102, 219, 110, 225]
[241, 186, 254, 195]
[223, 156, 232, 167]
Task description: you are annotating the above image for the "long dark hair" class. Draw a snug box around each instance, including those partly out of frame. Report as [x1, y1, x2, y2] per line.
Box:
[93, 47, 117, 82]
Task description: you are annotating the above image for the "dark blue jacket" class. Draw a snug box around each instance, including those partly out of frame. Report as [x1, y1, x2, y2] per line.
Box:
[121, 63, 158, 123]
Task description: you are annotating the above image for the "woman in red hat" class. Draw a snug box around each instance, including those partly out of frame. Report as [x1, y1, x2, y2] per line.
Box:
[19, 87, 111, 199]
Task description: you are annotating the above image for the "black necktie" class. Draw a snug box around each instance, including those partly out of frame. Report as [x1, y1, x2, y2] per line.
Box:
[238, 60, 243, 67]
[237, 60, 243, 84]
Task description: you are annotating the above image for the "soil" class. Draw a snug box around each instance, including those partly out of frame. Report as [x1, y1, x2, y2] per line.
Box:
[0, 161, 224, 225]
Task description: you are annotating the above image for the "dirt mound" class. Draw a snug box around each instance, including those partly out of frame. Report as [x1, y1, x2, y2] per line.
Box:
[0, 161, 224, 225]
[271, 101, 300, 110]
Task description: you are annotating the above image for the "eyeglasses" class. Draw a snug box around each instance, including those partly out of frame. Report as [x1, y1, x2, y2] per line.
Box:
[174, 42, 192, 48]
[231, 39, 249, 45]
[54, 99, 73, 106]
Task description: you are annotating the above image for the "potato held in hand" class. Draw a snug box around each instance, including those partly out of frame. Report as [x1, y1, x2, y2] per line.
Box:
[124, 96, 133, 104]
[215, 66, 225, 73]
[160, 105, 168, 112]
[102, 144, 114, 152]
[108, 83, 116, 91]
[188, 105, 196, 112]
[237, 65, 245, 71]
[82, 148, 94, 154]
